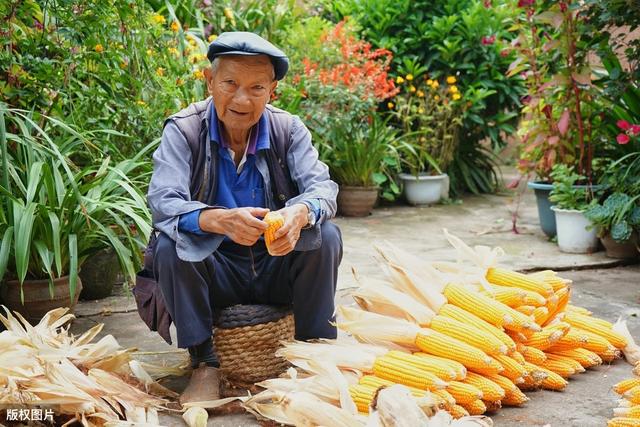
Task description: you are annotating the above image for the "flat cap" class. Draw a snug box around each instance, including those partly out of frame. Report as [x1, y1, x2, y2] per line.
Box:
[207, 31, 289, 80]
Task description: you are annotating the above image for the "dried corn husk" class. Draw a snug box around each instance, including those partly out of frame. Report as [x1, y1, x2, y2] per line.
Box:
[182, 406, 208, 427]
[336, 306, 421, 347]
[612, 318, 640, 365]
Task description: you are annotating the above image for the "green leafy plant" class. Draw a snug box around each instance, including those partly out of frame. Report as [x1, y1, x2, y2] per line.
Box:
[327, 114, 400, 193]
[585, 192, 640, 242]
[548, 164, 596, 211]
[0, 107, 152, 302]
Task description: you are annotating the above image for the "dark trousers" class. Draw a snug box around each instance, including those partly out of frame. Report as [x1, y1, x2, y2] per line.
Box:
[152, 222, 342, 348]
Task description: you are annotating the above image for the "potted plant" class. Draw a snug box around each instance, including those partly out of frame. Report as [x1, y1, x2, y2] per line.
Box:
[585, 192, 640, 259]
[391, 72, 463, 205]
[0, 107, 151, 322]
[548, 164, 598, 253]
[329, 114, 400, 217]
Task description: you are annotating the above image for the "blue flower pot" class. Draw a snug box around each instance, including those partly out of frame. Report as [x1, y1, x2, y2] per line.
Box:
[527, 181, 556, 238]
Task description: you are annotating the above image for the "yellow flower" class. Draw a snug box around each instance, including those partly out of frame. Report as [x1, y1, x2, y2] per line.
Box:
[426, 79, 433, 86]
[208, 34, 218, 42]
[156, 67, 165, 77]
[94, 44, 104, 53]
[409, 85, 416, 93]
[117, 44, 124, 50]
[146, 49, 153, 57]
[406, 74, 414, 81]
[152, 14, 166, 24]
[449, 85, 459, 93]
[136, 100, 146, 106]
[171, 21, 180, 32]
[168, 47, 179, 56]
[190, 53, 207, 63]
[193, 69, 204, 80]
[396, 76, 405, 84]
[434, 95, 440, 101]
[431, 80, 439, 88]
[387, 102, 394, 109]
[176, 78, 184, 86]
[452, 93, 461, 100]
[418, 108, 424, 114]
[447, 76, 457, 84]
[417, 90, 425, 97]
[119, 61, 127, 69]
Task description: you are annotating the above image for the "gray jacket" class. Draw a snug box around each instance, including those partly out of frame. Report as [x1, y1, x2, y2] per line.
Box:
[147, 99, 338, 262]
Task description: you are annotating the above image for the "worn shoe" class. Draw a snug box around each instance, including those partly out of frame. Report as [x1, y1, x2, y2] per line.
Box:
[179, 363, 221, 406]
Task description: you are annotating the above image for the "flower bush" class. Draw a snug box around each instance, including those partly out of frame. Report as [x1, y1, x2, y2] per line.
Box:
[390, 73, 465, 176]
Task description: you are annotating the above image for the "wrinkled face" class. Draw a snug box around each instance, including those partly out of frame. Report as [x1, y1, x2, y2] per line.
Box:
[205, 55, 277, 134]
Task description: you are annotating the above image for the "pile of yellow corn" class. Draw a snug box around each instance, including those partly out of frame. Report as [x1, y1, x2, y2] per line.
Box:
[610, 375, 640, 426]
[247, 232, 632, 426]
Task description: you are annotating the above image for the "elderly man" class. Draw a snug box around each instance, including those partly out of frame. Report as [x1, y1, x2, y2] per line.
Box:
[146, 32, 342, 404]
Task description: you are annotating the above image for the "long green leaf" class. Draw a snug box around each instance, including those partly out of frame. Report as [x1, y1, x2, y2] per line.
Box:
[0, 227, 13, 282]
[68, 234, 78, 299]
[14, 202, 37, 284]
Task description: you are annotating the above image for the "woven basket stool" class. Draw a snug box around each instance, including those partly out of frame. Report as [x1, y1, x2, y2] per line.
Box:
[214, 304, 294, 394]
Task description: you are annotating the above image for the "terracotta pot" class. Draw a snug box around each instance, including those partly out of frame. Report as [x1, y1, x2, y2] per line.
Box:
[1, 275, 82, 324]
[600, 231, 639, 259]
[80, 248, 119, 300]
[337, 186, 378, 217]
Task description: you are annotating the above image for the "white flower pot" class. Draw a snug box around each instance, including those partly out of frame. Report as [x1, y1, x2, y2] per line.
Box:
[399, 173, 447, 205]
[551, 207, 599, 253]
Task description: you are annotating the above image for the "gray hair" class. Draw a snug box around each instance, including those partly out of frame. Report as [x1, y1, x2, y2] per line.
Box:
[210, 55, 276, 81]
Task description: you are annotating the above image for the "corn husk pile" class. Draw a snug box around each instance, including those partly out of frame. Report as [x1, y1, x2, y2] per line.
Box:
[0, 306, 176, 426]
[243, 230, 632, 426]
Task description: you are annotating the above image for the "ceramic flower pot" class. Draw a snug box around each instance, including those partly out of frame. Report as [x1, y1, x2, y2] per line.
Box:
[1, 275, 82, 324]
[551, 207, 599, 253]
[600, 231, 639, 259]
[337, 186, 378, 217]
[399, 173, 448, 206]
[527, 181, 556, 238]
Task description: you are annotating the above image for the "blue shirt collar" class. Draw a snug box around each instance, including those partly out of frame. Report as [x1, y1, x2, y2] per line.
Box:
[209, 104, 271, 152]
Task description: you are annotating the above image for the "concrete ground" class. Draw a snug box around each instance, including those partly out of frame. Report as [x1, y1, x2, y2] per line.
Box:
[69, 187, 640, 426]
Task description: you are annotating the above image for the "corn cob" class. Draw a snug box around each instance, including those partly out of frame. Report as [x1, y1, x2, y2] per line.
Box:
[386, 350, 458, 381]
[491, 354, 527, 383]
[485, 374, 518, 394]
[412, 352, 467, 380]
[521, 361, 548, 390]
[461, 399, 487, 415]
[540, 358, 577, 378]
[613, 406, 640, 418]
[566, 304, 592, 316]
[522, 290, 548, 307]
[546, 329, 589, 352]
[462, 372, 505, 402]
[502, 387, 530, 406]
[438, 304, 517, 353]
[572, 328, 619, 355]
[484, 399, 502, 412]
[359, 375, 429, 398]
[523, 323, 569, 351]
[608, 417, 640, 427]
[544, 353, 585, 374]
[550, 348, 602, 368]
[429, 315, 508, 355]
[518, 344, 547, 365]
[510, 350, 526, 365]
[372, 355, 448, 391]
[446, 380, 483, 404]
[615, 378, 640, 395]
[537, 366, 568, 390]
[563, 312, 627, 349]
[443, 283, 541, 333]
[448, 404, 470, 419]
[623, 386, 640, 404]
[432, 389, 456, 408]
[479, 286, 527, 308]
[516, 305, 536, 316]
[600, 347, 622, 363]
[263, 212, 284, 255]
[528, 270, 571, 292]
[533, 307, 549, 325]
[415, 329, 502, 374]
[349, 383, 378, 413]
[543, 286, 570, 325]
[487, 267, 554, 297]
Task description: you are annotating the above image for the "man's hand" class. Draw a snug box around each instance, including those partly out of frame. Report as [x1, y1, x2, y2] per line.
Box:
[199, 207, 270, 246]
[267, 204, 309, 256]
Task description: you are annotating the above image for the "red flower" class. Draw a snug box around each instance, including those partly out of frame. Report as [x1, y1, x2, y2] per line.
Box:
[484, 0, 492, 7]
[518, 0, 535, 7]
[631, 124, 640, 135]
[482, 35, 496, 45]
[617, 133, 630, 145]
[617, 119, 631, 131]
